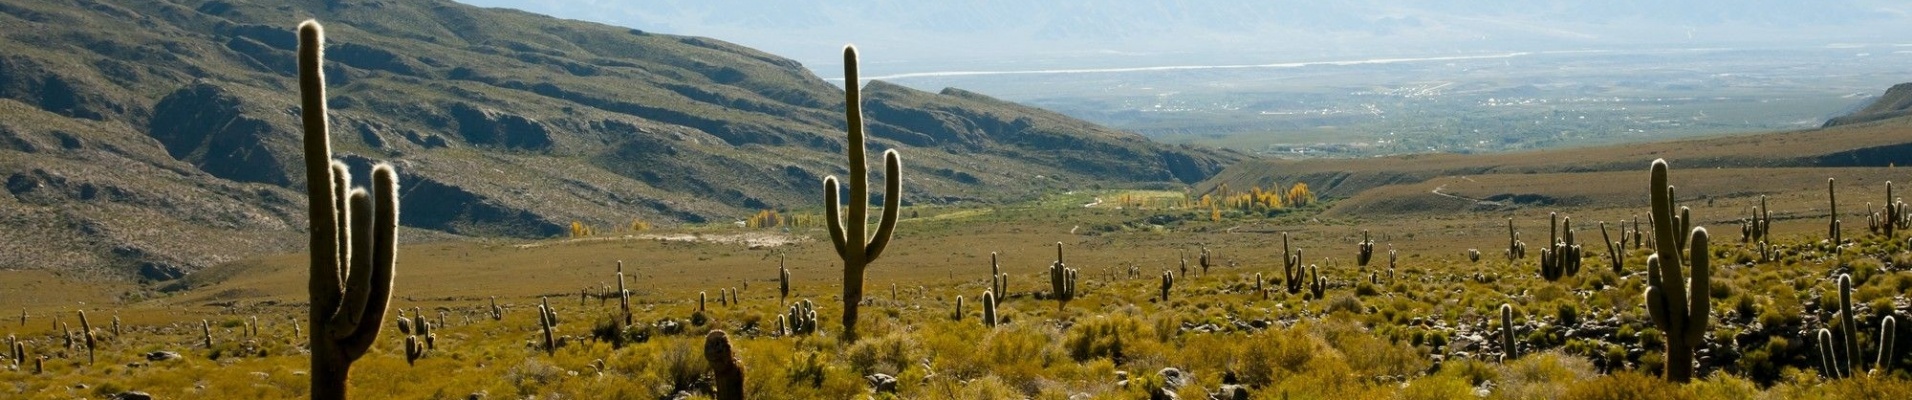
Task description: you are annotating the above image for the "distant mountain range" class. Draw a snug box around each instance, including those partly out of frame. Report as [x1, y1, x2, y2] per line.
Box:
[460, 0, 1912, 75]
[0, 0, 1240, 282]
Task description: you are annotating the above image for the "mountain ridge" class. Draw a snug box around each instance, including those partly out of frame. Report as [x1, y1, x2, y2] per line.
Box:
[0, 0, 1242, 282]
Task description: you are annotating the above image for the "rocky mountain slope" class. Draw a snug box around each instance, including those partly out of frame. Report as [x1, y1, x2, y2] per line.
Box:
[0, 0, 1241, 281]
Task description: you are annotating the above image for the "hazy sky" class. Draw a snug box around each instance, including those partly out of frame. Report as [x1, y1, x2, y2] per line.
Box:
[458, 1, 1912, 77]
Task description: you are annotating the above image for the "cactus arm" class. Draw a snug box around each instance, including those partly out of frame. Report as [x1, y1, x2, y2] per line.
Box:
[341, 167, 398, 354]
[328, 189, 374, 339]
[823, 177, 849, 259]
[864, 150, 901, 262]
[1683, 228, 1709, 344]
[302, 20, 344, 323]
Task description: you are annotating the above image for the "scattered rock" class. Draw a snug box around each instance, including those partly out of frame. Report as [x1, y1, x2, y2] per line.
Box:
[144, 351, 182, 361]
[865, 373, 898, 393]
[110, 392, 153, 400]
[1159, 367, 1190, 388]
[1211, 384, 1250, 400]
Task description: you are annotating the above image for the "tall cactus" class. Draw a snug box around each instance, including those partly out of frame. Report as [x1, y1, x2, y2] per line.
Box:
[1820, 328, 1845, 379]
[1507, 218, 1528, 262]
[298, 21, 400, 400]
[824, 45, 903, 342]
[1600, 221, 1624, 274]
[1832, 274, 1859, 377]
[1643, 159, 1710, 383]
[78, 310, 95, 365]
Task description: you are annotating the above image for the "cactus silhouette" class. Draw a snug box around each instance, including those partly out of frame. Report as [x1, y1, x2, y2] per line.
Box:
[1643, 159, 1710, 383]
[823, 45, 903, 342]
[1600, 221, 1624, 274]
[1830, 178, 1841, 246]
[1160, 271, 1174, 302]
[298, 21, 400, 400]
[538, 297, 555, 355]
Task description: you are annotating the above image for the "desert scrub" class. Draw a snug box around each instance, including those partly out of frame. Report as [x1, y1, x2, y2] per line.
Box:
[844, 330, 920, 376]
[1065, 313, 1149, 363]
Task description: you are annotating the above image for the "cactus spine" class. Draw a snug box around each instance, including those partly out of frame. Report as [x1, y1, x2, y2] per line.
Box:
[1500, 304, 1517, 362]
[705, 330, 745, 400]
[982, 290, 998, 327]
[824, 45, 904, 341]
[1356, 230, 1374, 267]
[299, 20, 401, 400]
[1643, 159, 1710, 383]
[1049, 242, 1077, 309]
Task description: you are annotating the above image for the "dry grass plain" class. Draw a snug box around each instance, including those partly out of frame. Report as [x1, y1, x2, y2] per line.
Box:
[7, 152, 1912, 398]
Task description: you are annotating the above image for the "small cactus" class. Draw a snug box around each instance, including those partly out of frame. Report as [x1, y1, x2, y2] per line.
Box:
[785, 299, 819, 335]
[1198, 246, 1213, 276]
[202, 319, 213, 349]
[700, 291, 708, 312]
[1600, 221, 1624, 273]
[1830, 178, 1842, 245]
[1160, 271, 1174, 302]
[982, 290, 998, 327]
[1878, 315, 1899, 375]
[1467, 248, 1481, 263]
[415, 308, 434, 350]
[1049, 242, 1078, 309]
[778, 254, 791, 307]
[953, 295, 964, 321]
[705, 330, 746, 400]
[1308, 264, 1324, 300]
[1355, 230, 1374, 267]
[403, 335, 423, 366]
[490, 297, 504, 321]
[538, 298, 556, 355]
[78, 311, 95, 365]
[1885, 181, 1898, 238]
[618, 262, 633, 325]
[1820, 328, 1844, 379]
[1500, 304, 1517, 362]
